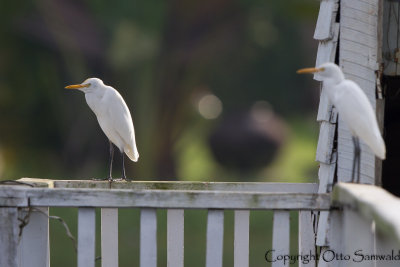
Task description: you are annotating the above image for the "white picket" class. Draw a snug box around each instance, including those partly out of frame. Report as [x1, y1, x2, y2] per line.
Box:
[234, 210, 249, 267]
[206, 209, 224, 267]
[0, 208, 19, 267]
[78, 207, 96, 267]
[272, 211, 290, 267]
[140, 208, 157, 267]
[101, 208, 118, 267]
[167, 209, 184, 267]
[18, 207, 50, 267]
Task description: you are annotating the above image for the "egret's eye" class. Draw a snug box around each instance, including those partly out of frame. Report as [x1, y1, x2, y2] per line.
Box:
[85, 83, 91, 87]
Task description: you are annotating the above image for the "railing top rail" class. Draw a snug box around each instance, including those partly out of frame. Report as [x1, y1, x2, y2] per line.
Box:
[18, 178, 319, 192]
[0, 180, 330, 210]
[332, 182, 400, 245]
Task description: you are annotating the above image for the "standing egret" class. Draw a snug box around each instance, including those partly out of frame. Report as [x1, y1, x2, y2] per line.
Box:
[65, 78, 139, 180]
[297, 63, 385, 183]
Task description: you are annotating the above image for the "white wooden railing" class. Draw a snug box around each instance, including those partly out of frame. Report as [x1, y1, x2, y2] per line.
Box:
[0, 178, 329, 267]
[328, 183, 400, 267]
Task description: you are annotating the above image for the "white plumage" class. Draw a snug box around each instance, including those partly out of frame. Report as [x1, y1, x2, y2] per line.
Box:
[66, 78, 139, 179]
[298, 63, 385, 182]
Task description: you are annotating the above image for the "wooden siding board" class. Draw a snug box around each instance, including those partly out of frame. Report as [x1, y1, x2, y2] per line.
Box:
[314, 23, 340, 81]
[382, 0, 400, 76]
[314, 0, 339, 41]
[316, 122, 336, 164]
[342, 0, 379, 14]
[338, 0, 379, 185]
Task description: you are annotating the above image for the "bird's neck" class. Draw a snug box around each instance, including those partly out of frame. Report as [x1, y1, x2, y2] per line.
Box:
[323, 71, 345, 88]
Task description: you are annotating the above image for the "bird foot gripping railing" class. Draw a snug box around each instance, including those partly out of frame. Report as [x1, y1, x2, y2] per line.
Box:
[0, 178, 329, 267]
[1, 179, 400, 267]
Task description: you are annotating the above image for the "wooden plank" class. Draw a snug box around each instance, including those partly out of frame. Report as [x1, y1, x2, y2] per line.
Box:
[342, 209, 374, 267]
[206, 209, 224, 267]
[316, 212, 330, 247]
[140, 208, 157, 267]
[78, 207, 96, 267]
[314, 0, 339, 41]
[341, 60, 377, 83]
[333, 183, 400, 246]
[0, 208, 19, 267]
[298, 211, 316, 267]
[340, 49, 374, 70]
[338, 0, 379, 184]
[167, 209, 184, 267]
[234, 210, 249, 267]
[18, 207, 50, 267]
[101, 208, 118, 267]
[318, 154, 337, 194]
[314, 23, 340, 81]
[342, 0, 378, 14]
[272, 211, 290, 267]
[0, 187, 331, 210]
[382, 0, 400, 76]
[35, 179, 320, 193]
[341, 26, 377, 49]
[316, 122, 336, 164]
[327, 210, 343, 267]
[337, 121, 375, 184]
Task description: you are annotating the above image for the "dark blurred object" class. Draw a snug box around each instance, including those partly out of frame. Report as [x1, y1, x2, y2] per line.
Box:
[209, 102, 287, 172]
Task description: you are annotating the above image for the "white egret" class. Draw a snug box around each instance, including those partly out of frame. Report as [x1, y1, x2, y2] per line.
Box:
[297, 63, 385, 183]
[65, 78, 139, 180]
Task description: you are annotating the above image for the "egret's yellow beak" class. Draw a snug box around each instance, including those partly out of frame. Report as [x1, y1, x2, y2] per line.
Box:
[296, 67, 325, 74]
[65, 83, 90, 89]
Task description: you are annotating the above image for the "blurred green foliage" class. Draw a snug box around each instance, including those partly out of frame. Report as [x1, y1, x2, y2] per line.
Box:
[0, 0, 319, 181]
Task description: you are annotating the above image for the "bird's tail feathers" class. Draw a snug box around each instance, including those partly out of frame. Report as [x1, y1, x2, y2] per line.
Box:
[125, 144, 139, 162]
[370, 133, 386, 160]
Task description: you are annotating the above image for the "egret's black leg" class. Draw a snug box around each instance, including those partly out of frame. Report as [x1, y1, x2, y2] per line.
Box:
[355, 138, 361, 183]
[108, 141, 114, 181]
[351, 137, 361, 183]
[351, 137, 357, 182]
[121, 152, 126, 180]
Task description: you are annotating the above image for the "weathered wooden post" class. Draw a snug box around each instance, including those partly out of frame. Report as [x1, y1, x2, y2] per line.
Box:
[0, 208, 19, 267]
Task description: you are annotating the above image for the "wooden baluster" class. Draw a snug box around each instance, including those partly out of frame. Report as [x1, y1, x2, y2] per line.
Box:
[206, 209, 224, 267]
[0, 208, 19, 267]
[140, 208, 157, 267]
[101, 208, 118, 267]
[167, 209, 184, 267]
[234, 210, 249, 267]
[272, 210, 290, 267]
[78, 207, 96, 267]
[298, 211, 316, 267]
[18, 207, 50, 267]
